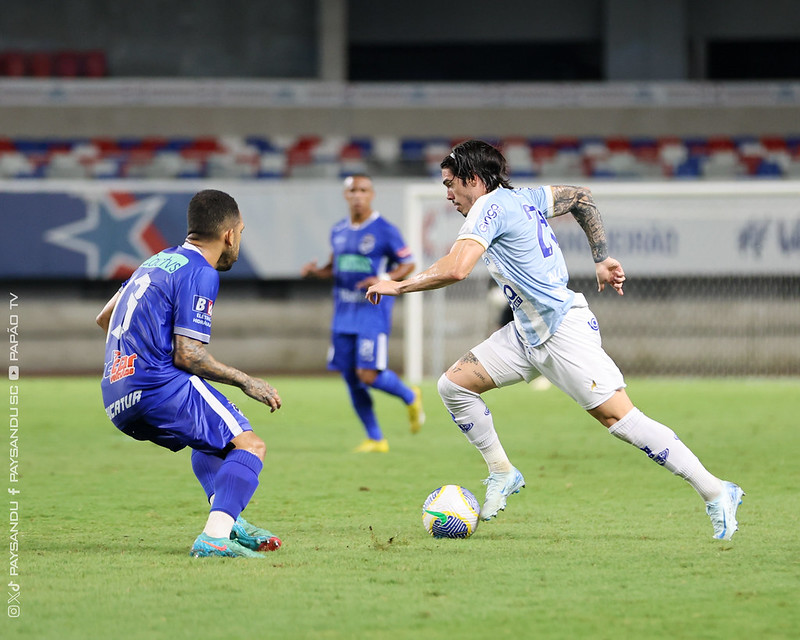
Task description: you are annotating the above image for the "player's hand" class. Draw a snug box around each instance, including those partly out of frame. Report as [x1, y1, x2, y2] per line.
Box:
[243, 377, 282, 412]
[596, 257, 625, 296]
[355, 275, 380, 290]
[365, 280, 401, 304]
[300, 260, 318, 278]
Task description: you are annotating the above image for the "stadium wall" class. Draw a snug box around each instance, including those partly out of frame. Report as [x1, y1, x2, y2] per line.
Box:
[5, 179, 799, 378]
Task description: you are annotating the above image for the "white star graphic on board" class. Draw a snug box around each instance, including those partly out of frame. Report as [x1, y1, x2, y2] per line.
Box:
[44, 193, 166, 278]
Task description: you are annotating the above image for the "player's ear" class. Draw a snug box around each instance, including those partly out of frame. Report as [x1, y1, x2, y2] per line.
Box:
[222, 226, 235, 246]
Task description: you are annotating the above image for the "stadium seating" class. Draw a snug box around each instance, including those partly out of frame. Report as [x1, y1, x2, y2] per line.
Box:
[0, 134, 799, 180]
[0, 49, 107, 78]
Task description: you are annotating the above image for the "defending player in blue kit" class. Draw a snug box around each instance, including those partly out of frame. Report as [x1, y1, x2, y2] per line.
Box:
[97, 189, 282, 557]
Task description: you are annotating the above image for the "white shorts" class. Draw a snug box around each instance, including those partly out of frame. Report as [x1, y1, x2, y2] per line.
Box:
[472, 300, 626, 410]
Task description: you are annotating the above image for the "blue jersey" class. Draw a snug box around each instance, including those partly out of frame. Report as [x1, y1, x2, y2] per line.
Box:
[457, 186, 575, 347]
[330, 212, 413, 335]
[101, 243, 219, 423]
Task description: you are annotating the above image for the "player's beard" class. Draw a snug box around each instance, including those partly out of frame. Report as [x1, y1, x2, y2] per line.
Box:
[216, 246, 239, 271]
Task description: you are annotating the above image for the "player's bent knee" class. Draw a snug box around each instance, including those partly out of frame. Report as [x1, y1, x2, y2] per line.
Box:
[356, 368, 378, 386]
[438, 373, 471, 409]
[232, 431, 266, 461]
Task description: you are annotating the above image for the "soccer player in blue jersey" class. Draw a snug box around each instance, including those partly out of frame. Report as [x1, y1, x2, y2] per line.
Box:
[96, 189, 283, 558]
[302, 174, 425, 453]
[367, 140, 743, 540]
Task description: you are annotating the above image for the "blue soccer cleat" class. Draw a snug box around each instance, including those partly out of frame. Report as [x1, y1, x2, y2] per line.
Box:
[231, 516, 282, 552]
[190, 532, 266, 558]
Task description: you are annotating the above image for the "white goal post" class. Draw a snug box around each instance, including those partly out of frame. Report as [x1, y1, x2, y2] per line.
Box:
[403, 180, 800, 382]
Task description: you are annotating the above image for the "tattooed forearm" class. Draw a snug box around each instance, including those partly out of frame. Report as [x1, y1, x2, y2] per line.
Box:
[173, 335, 248, 388]
[551, 185, 609, 263]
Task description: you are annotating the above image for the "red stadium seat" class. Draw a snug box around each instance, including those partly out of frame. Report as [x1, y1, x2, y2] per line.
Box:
[28, 52, 53, 77]
[0, 51, 27, 76]
[54, 51, 81, 77]
[82, 50, 107, 77]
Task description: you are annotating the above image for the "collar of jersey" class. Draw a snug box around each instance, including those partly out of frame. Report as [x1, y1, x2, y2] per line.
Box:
[349, 211, 380, 230]
[181, 241, 204, 256]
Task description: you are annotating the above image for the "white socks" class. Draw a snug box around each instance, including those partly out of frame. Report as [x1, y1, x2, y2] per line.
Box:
[437, 374, 723, 501]
[203, 510, 235, 539]
[609, 407, 723, 502]
[438, 375, 513, 473]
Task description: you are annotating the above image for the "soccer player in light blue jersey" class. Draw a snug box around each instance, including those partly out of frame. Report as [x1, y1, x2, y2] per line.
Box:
[302, 174, 425, 453]
[367, 140, 743, 540]
[97, 189, 283, 557]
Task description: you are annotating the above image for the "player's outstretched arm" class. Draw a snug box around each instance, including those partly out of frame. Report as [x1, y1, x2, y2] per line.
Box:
[173, 334, 281, 412]
[300, 253, 334, 279]
[366, 239, 484, 304]
[96, 290, 121, 332]
[355, 261, 416, 290]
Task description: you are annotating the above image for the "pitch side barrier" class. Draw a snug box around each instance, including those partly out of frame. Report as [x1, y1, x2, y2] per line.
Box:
[403, 181, 800, 380]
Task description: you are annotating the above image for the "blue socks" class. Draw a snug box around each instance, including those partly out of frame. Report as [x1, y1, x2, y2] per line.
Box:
[371, 369, 415, 404]
[343, 369, 415, 440]
[343, 370, 383, 440]
[191, 449, 224, 502]
[207, 449, 263, 520]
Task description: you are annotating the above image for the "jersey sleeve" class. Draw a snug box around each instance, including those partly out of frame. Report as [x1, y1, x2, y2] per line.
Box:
[173, 266, 219, 343]
[539, 186, 555, 218]
[384, 221, 414, 265]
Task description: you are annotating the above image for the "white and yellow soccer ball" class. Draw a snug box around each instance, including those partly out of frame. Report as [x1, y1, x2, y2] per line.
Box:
[422, 485, 480, 539]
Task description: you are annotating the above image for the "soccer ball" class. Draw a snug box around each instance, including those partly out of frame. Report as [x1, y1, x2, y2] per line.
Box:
[422, 485, 480, 539]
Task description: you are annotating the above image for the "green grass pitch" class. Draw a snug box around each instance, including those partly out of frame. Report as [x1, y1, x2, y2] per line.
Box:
[8, 375, 800, 639]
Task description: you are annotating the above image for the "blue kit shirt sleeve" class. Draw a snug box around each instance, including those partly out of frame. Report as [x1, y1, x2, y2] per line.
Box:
[173, 266, 219, 344]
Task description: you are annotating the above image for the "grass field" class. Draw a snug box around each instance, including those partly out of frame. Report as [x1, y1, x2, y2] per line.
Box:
[6, 375, 800, 639]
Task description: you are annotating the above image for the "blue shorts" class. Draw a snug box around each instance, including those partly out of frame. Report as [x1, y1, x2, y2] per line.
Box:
[327, 331, 389, 372]
[109, 375, 252, 454]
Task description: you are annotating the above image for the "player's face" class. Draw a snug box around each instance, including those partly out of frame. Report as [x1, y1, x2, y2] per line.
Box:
[442, 168, 484, 217]
[217, 217, 244, 272]
[343, 176, 374, 220]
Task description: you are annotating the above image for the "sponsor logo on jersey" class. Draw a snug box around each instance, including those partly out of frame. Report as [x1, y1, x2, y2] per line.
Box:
[142, 251, 189, 273]
[104, 350, 138, 383]
[337, 254, 373, 273]
[190, 295, 214, 329]
[337, 288, 369, 304]
[193, 295, 214, 316]
[502, 284, 524, 310]
[105, 389, 143, 420]
[478, 203, 502, 233]
[588, 317, 599, 331]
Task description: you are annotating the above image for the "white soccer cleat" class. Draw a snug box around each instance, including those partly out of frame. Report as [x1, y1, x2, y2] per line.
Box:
[705, 481, 745, 540]
[481, 467, 525, 521]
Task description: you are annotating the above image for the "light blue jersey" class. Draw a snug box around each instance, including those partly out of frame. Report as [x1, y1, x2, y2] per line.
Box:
[457, 186, 576, 347]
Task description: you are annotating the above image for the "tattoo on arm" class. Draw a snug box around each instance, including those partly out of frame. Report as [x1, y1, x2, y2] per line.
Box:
[551, 185, 609, 263]
[174, 336, 248, 389]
